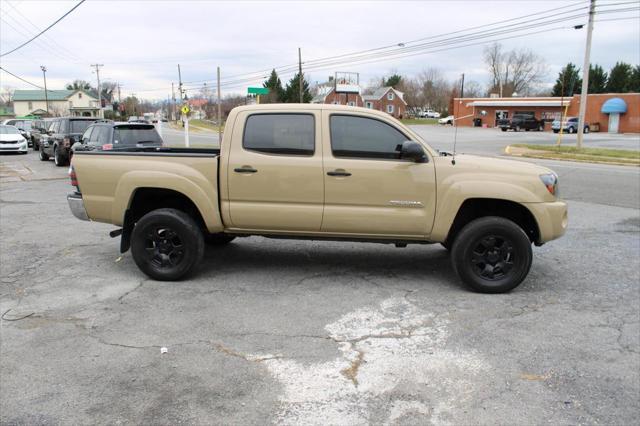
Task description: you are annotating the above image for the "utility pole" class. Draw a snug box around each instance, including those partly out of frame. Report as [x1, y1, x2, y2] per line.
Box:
[577, 0, 595, 149]
[298, 47, 303, 103]
[217, 66, 222, 142]
[40, 66, 49, 115]
[91, 64, 104, 118]
[171, 82, 176, 122]
[178, 64, 184, 129]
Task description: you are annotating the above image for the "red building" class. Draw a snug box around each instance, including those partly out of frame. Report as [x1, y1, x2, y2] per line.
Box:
[451, 93, 639, 133]
[312, 86, 408, 119]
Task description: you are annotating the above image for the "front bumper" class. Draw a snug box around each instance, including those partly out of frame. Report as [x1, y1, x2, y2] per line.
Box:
[524, 200, 568, 244]
[67, 192, 90, 221]
[0, 144, 28, 152]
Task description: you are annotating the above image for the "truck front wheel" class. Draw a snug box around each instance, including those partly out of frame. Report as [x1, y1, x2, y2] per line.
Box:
[131, 208, 204, 281]
[451, 216, 532, 293]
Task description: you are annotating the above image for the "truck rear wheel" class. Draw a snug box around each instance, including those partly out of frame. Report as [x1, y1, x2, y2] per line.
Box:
[131, 208, 204, 281]
[451, 216, 532, 293]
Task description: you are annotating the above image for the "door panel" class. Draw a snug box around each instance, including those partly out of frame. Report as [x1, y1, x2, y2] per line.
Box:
[227, 111, 324, 231]
[321, 111, 436, 237]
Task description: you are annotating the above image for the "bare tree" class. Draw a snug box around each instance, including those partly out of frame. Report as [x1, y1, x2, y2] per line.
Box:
[483, 42, 547, 96]
[0, 86, 15, 106]
[414, 68, 451, 113]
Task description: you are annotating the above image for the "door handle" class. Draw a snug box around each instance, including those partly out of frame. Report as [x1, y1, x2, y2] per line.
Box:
[234, 166, 257, 173]
[327, 170, 352, 177]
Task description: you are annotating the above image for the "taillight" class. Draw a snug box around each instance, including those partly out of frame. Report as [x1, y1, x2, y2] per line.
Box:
[69, 165, 79, 188]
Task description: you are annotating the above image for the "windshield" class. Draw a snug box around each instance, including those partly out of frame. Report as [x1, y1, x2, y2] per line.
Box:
[113, 126, 162, 146]
[70, 120, 94, 133]
[0, 125, 21, 135]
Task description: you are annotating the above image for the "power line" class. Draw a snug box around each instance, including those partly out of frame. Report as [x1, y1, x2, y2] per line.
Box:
[2, 0, 84, 62]
[120, 1, 638, 96]
[0, 66, 59, 93]
[595, 16, 640, 21]
[0, 0, 86, 58]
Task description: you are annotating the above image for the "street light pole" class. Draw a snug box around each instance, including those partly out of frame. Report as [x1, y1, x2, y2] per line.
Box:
[576, 0, 595, 149]
[40, 65, 49, 115]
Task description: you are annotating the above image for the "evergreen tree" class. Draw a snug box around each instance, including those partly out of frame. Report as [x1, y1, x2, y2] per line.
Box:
[383, 74, 402, 88]
[631, 65, 640, 93]
[262, 69, 285, 103]
[606, 62, 632, 93]
[283, 73, 312, 103]
[588, 64, 608, 94]
[551, 63, 582, 96]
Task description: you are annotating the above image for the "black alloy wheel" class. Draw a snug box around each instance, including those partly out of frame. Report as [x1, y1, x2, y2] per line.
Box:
[144, 227, 186, 269]
[451, 216, 532, 293]
[131, 208, 204, 281]
[470, 235, 514, 281]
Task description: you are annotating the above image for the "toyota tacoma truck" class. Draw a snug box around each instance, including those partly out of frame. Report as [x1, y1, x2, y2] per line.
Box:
[67, 104, 567, 293]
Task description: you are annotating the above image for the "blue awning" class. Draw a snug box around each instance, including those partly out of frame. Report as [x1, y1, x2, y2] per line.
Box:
[601, 97, 627, 114]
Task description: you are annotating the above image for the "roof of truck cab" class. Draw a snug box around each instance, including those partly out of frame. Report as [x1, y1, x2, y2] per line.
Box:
[233, 103, 396, 117]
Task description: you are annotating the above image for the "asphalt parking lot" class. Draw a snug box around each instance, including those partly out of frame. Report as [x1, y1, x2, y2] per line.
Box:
[1, 129, 639, 424]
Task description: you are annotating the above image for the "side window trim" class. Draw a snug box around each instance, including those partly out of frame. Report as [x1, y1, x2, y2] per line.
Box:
[329, 113, 413, 162]
[242, 112, 316, 156]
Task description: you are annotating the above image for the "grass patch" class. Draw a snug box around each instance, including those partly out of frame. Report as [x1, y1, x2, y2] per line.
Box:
[511, 144, 640, 165]
[400, 118, 439, 125]
[190, 119, 224, 132]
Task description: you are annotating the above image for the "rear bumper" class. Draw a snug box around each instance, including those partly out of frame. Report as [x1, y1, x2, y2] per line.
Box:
[67, 192, 89, 221]
[524, 200, 568, 244]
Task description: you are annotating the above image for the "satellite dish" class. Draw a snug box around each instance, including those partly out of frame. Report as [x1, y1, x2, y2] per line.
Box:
[480, 110, 487, 116]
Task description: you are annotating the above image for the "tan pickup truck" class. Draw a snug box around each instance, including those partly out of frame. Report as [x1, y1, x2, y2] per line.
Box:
[68, 104, 567, 293]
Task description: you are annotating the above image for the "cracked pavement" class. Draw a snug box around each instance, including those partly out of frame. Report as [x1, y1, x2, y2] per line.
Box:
[1, 146, 639, 425]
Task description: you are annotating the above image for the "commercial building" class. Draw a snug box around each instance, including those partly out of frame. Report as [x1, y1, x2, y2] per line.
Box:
[451, 93, 639, 133]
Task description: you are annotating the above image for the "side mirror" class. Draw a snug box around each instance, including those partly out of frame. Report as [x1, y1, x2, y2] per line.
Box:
[400, 141, 428, 163]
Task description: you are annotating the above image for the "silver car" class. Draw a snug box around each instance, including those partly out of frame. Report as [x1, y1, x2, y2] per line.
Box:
[551, 116, 590, 134]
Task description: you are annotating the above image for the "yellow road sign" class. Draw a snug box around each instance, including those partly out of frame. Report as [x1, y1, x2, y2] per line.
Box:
[181, 105, 190, 114]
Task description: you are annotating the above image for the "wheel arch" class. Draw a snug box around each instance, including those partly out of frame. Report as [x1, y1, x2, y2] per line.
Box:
[120, 187, 212, 253]
[444, 198, 540, 247]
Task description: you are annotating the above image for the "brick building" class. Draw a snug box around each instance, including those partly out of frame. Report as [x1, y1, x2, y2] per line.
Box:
[450, 93, 639, 133]
[312, 86, 408, 119]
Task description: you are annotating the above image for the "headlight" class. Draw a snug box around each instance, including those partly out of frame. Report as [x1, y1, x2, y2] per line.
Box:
[540, 173, 558, 196]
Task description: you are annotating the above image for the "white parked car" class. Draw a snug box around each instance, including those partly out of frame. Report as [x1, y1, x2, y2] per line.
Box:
[438, 115, 454, 125]
[418, 110, 441, 119]
[0, 125, 28, 154]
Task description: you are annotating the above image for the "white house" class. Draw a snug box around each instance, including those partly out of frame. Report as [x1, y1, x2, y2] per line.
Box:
[12, 89, 100, 117]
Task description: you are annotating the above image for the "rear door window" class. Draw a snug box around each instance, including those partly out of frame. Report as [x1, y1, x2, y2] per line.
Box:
[70, 120, 93, 133]
[91, 126, 111, 145]
[243, 114, 314, 155]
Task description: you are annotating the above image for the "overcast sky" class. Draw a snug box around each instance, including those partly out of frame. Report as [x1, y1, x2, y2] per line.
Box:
[1, 0, 638, 100]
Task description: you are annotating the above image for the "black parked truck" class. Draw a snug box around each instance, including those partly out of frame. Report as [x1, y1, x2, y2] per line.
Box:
[497, 114, 545, 132]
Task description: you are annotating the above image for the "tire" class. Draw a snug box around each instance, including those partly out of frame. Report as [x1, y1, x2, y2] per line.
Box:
[584, 126, 589, 134]
[553, 130, 559, 134]
[39, 148, 49, 161]
[451, 216, 532, 293]
[53, 146, 67, 167]
[130, 208, 205, 281]
[538, 124, 544, 131]
[501, 128, 507, 132]
[34, 141, 39, 151]
[568, 126, 575, 134]
[205, 233, 236, 246]
[515, 125, 521, 132]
